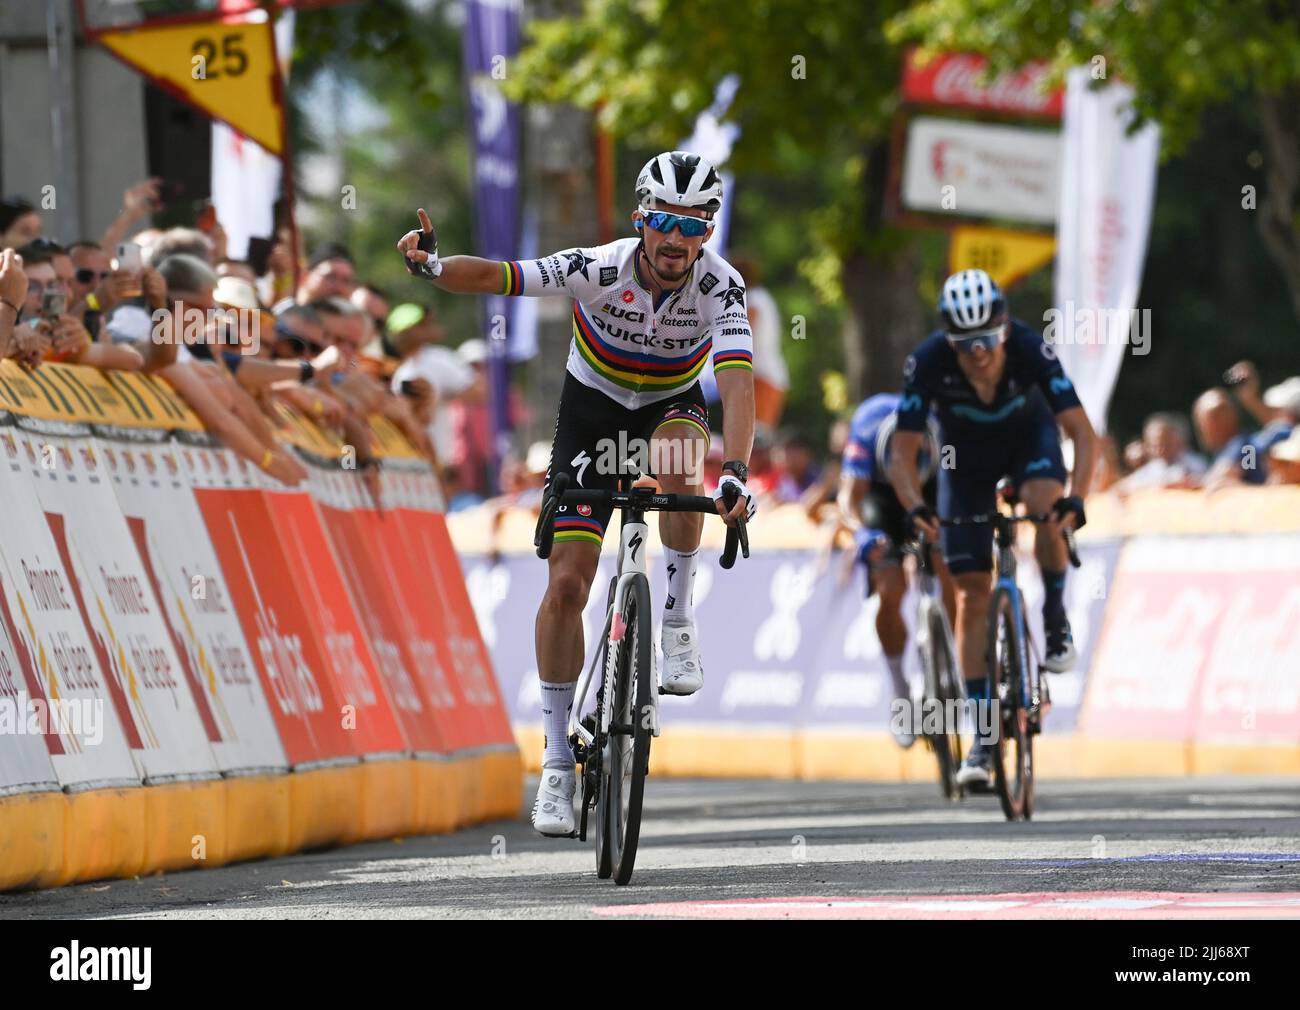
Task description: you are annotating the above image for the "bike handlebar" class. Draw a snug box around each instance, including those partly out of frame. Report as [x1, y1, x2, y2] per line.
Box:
[534, 472, 750, 566]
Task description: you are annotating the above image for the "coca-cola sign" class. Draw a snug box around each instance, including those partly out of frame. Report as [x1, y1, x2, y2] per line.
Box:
[902, 50, 1064, 118]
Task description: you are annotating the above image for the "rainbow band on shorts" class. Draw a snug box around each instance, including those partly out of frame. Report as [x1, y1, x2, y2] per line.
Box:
[500, 261, 524, 296]
[553, 515, 604, 546]
[712, 349, 753, 374]
[655, 406, 711, 445]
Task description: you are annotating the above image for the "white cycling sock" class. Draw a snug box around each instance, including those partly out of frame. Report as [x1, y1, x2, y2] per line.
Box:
[885, 653, 909, 698]
[662, 547, 698, 626]
[540, 681, 576, 768]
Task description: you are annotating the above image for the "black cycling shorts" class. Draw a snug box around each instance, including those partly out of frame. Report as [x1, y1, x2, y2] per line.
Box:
[544, 373, 711, 547]
[862, 477, 937, 568]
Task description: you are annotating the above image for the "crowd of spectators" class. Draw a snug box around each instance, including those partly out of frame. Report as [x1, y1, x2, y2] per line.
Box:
[6, 180, 1294, 515]
[0, 181, 492, 498]
[1104, 360, 1300, 494]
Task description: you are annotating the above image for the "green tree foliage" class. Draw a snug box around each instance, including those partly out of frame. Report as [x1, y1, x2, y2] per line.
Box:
[511, 0, 938, 420]
[292, 0, 480, 343]
[889, 0, 1300, 318]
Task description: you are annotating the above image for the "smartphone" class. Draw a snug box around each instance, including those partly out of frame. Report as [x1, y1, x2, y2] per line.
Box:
[400, 380, 420, 397]
[246, 236, 273, 276]
[41, 288, 67, 320]
[116, 242, 144, 299]
[116, 241, 143, 274]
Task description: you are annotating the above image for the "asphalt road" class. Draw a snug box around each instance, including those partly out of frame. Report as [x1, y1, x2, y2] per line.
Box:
[3, 776, 1299, 919]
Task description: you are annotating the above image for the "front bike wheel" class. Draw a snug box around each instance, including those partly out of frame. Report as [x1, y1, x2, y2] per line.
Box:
[987, 587, 1032, 821]
[921, 605, 963, 800]
[598, 574, 653, 885]
[594, 576, 617, 879]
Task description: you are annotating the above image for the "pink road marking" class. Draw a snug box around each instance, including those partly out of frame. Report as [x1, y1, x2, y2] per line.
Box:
[593, 892, 1300, 920]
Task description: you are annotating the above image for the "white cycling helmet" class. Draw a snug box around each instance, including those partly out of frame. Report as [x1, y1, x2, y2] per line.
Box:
[938, 268, 1007, 334]
[635, 151, 723, 215]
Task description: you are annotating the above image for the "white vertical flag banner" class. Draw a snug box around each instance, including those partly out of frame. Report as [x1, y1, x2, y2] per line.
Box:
[211, 11, 295, 261]
[1051, 68, 1160, 434]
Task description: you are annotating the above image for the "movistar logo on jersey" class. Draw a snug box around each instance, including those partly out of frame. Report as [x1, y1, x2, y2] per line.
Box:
[1050, 377, 1074, 394]
[951, 395, 1026, 423]
[1024, 458, 1053, 473]
[899, 393, 923, 413]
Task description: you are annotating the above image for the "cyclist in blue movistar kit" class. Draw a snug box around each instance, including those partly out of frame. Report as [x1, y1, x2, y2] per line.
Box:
[838, 393, 949, 748]
[887, 270, 1096, 788]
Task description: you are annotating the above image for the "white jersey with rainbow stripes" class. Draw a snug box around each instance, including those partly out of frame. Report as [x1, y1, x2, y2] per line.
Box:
[499, 238, 754, 410]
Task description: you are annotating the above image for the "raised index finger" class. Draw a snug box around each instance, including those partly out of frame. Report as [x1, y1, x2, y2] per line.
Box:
[416, 208, 433, 233]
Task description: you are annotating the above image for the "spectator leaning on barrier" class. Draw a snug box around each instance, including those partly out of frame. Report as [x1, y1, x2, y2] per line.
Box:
[277, 244, 356, 312]
[1195, 385, 1293, 489]
[13, 240, 142, 371]
[1116, 412, 1207, 492]
[0, 196, 42, 249]
[388, 302, 474, 463]
[1267, 426, 1300, 485]
[272, 302, 327, 360]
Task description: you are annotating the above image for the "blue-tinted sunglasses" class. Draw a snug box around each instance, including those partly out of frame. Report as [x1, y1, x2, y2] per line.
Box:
[642, 210, 712, 238]
[946, 324, 1005, 355]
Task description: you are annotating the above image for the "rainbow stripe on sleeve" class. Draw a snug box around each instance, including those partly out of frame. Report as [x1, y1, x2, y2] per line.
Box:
[712, 349, 753, 373]
[500, 261, 524, 296]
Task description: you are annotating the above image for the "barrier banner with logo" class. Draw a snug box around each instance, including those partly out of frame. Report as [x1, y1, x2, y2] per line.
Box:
[187, 446, 359, 767]
[1082, 536, 1300, 744]
[394, 490, 516, 751]
[311, 468, 448, 757]
[0, 426, 141, 793]
[468, 540, 1120, 738]
[20, 426, 220, 784]
[104, 437, 287, 775]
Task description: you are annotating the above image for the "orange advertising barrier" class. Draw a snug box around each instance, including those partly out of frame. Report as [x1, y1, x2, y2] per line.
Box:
[0, 362, 521, 893]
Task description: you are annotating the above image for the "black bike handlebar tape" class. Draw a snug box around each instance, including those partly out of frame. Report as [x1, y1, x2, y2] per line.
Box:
[1064, 526, 1081, 569]
[535, 473, 570, 559]
[720, 485, 741, 570]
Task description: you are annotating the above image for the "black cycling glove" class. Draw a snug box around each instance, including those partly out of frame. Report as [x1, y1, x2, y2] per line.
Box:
[906, 504, 939, 538]
[1052, 495, 1086, 529]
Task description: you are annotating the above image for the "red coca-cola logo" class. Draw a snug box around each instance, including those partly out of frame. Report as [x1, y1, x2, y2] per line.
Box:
[902, 51, 1063, 118]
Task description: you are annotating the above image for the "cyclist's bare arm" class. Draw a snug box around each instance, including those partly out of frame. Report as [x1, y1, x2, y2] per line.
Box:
[886, 430, 938, 538]
[1056, 405, 1096, 504]
[837, 475, 871, 533]
[396, 208, 504, 295]
[715, 367, 755, 524]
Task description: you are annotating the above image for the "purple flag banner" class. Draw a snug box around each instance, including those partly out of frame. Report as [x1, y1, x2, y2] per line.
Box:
[462, 0, 523, 490]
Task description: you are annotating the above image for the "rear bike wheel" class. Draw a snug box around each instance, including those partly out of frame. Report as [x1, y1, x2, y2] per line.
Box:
[987, 587, 1032, 821]
[598, 573, 653, 885]
[921, 604, 963, 800]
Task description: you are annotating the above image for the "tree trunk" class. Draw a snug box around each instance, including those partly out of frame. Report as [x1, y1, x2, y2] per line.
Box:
[841, 139, 929, 401]
[841, 242, 929, 400]
[1256, 85, 1300, 320]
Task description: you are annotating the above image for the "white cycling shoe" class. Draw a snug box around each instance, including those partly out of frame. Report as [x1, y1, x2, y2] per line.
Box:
[531, 765, 577, 837]
[660, 622, 703, 696]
